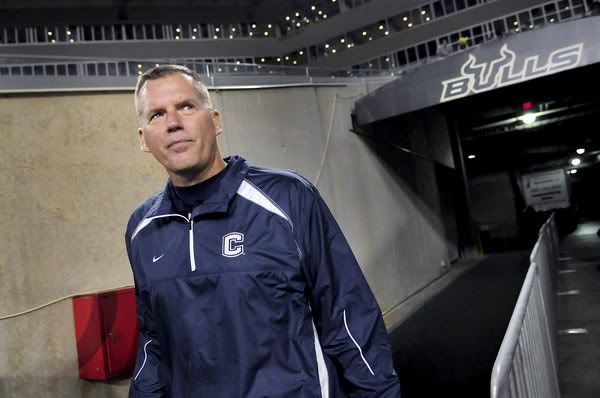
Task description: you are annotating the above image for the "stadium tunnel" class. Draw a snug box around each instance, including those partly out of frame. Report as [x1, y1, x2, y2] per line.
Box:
[352, 14, 600, 396]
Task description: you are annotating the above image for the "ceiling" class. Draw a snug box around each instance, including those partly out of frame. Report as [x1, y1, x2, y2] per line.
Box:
[0, 0, 308, 25]
[454, 63, 600, 176]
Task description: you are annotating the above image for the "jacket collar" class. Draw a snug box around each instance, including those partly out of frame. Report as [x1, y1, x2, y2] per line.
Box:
[146, 155, 249, 218]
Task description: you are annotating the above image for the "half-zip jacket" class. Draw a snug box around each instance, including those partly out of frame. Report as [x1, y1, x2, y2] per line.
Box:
[126, 155, 401, 397]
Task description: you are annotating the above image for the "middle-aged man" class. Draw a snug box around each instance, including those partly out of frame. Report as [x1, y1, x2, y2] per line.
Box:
[125, 64, 401, 397]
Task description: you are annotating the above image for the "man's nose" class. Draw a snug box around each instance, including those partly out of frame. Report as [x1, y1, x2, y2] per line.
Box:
[166, 111, 182, 133]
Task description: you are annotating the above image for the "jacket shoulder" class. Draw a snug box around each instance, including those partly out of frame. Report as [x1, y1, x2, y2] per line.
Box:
[125, 191, 164, 237]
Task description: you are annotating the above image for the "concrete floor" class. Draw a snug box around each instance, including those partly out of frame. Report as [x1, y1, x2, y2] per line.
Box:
[557, 221, 600, 398]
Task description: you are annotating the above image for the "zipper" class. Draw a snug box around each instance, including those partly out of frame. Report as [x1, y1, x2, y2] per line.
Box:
[188, 212, 196, 271]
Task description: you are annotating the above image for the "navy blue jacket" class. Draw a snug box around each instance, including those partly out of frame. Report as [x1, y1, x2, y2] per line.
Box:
[126, 156, 400, 397]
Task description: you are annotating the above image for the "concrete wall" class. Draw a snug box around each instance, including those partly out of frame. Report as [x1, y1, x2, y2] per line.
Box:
[0, 84, 449, 396]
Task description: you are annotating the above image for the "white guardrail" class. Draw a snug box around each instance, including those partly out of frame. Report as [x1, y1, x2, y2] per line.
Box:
[490, 214, 560, 398]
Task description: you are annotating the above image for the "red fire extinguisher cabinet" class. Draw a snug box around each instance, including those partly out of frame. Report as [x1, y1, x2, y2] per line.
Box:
[72, 287, 139, 380]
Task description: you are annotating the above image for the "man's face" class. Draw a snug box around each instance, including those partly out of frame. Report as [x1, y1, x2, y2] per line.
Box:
[138, 74, 222, 185]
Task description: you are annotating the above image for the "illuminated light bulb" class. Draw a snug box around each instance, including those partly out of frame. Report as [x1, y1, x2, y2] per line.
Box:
[299, 50, 304, 55]
[176, 28, 181, 32]
[408, 23, 413, 27]
[325, 44, 329, 48]
[268, 24, 272, 28]
[236, 61, 241, 64]
[570, 169, 578, 174]
[550, 18, 555, 22]
[137, 64, 142, 68]
[513, 21, 518, 26]
[277, 57, 281, 61]
[421, 10, 426, 15]
[286, 16, 290, 21]
[426, 17, 430, 21]
[218, 68, 222, 72]
[232, 27, 236, 32]
[252, 24, 257, 28]
[51, 39, 55, 43]
[192, 35, 196, 39]
[155, 64, 160, 67]
[332, 49, 336, 53]
[213, 35, 218, 39]
[318, 10, 322, 15]
[311, 5, 316, 10]
[576, 148, 585, 155]
[403, 16, 408, 21]
[570, 158, 581, 166]
[261, 58, 265, 62]
[69, 38, 74, 42]
[264, 31, 269, 36]
[229, 35, 233, 39]
[520, 113, 536, 124]
[385, 31, 389, 35]
[138, 71, 142, 75]
[249, 32, 253, 36]
[369, 37, 372, 41]
[193, 28, 198, 32]
[285, 56, 289, 60]
[293, 60, 297, 64]
[468, 154, 476, 159]
[67, 31, 71, 35]
[323, 14, 327, 18]
[340, 38, 345, 43]
[48, 32, 53, 36]
[379, 25, 384, 30]
[362, 31, 367, 36]
[215, 27, 220, 32]
[296, 22, 301, 27]
[295, 12, 300, 17]
[176, 36, 180, 39]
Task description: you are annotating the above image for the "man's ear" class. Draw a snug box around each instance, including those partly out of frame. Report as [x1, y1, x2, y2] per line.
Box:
[138, 128, 151, 152]
[212, 110, 223, 136]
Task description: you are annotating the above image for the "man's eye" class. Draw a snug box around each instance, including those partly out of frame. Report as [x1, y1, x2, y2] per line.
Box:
[150, 112, 162, 120]
[182, 103, 194, 110]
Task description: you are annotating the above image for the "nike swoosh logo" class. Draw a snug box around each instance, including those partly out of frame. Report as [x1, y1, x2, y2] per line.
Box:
[152, 253, 165, 263]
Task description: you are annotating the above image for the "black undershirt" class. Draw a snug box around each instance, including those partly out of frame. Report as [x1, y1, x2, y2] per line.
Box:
[169, 163, 231, 213]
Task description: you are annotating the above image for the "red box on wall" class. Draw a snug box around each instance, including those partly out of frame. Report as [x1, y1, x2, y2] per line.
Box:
[72, 287, 139, 380]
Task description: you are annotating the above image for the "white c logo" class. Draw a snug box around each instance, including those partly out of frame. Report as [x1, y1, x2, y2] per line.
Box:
[222, 232, 244, 258]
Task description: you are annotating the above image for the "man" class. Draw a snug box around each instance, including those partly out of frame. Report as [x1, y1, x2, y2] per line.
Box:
[126, 64, 401, 397]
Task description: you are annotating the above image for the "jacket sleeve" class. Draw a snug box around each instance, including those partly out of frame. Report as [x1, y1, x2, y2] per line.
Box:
[300, 186, 401, 397]
[126, 219, 168, 397]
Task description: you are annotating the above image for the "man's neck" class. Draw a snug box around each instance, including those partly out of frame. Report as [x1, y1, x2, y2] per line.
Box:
[170, 157, 227, 187]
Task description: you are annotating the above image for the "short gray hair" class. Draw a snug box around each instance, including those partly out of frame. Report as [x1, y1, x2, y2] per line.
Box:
[134, 64, 213, 124]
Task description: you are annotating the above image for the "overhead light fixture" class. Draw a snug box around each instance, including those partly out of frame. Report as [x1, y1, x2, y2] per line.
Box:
[403, 16, 408, 21]
[299, 50, 304, 55]
[215, 27, 220, 32]
[576, 148, 585, 155]
[519, 113, 536, 124]
[252, 23, 257, 28]
[385, 31, 389, 35]
[468, 154, 476, 159]
[277, 57, 281, 62]
[325, 44, 330, 48]
[362, 31, 367, 36]
[426, 17, 430, 21]
[285, 16, 290, 21]
[332, 49, 337, 53]
[379, 25, 384, 30]
[570, 158, 581, 166]
[311, 5, 316, 10]
[340, 38, 345, 43]
[408, 23, 413, 27]
[569, 169, 578, 174]
[421, 10, 426, 15]
[295, 12, 300, 17]
[267, 24, 272, 28]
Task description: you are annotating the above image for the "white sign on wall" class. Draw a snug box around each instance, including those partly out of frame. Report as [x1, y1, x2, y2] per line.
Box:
[521, 169, 570, 212]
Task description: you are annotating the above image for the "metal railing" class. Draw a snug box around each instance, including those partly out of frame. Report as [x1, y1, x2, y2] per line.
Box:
[490, 214, 560, 398]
